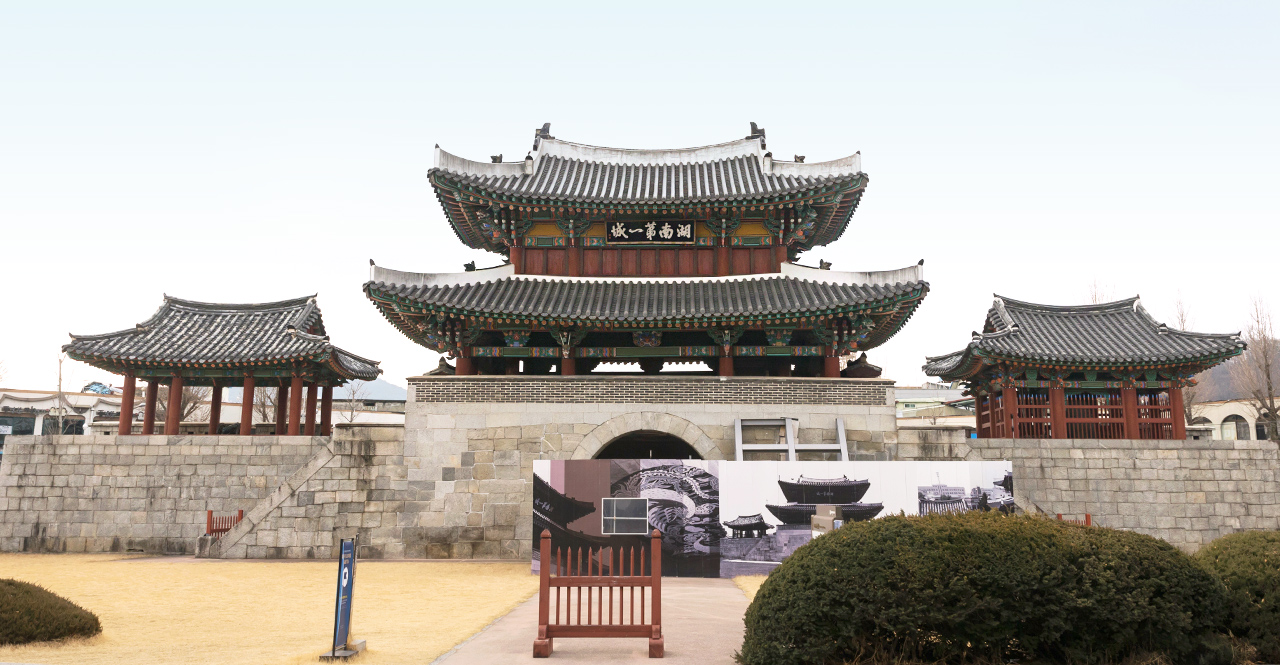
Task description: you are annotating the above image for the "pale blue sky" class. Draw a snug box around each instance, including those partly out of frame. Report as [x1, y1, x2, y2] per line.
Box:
[2, 2, 1277, 389]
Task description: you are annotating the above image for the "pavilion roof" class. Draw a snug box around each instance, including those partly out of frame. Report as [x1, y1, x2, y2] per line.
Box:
[64, 295, 381, 383]
[430, 124, 868, 252]
[724, 514, 769, 528]
[365, 262, 927, 350]
[923, 296, 1245, 380]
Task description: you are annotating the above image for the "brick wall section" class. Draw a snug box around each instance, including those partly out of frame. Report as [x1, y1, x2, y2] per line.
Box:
[0, 434, 322, 554]
[411, 375, 893, 405]
[896, 437, 1280, 552]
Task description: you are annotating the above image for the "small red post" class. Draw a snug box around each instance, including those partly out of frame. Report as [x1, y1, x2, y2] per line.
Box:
[1056, 513, 1063, 521]
[164, 374, 184, 435]
[117, 373, 136, 435]
[288, 375, 304, 435]
[207, 383, 222, 435]
[206, 510, 213, 535]
[320, 385, 333, 436]
[1085, 513, 1092, 526]
[304, 383, 318, 436]
[142, 381, 158, 434]
[240, 375, 255, 436]
[649, 529, 664, 658]
[534, 530, 553, 658]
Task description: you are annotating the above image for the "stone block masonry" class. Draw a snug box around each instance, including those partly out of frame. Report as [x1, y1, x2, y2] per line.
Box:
[897, 437, 1280, 552]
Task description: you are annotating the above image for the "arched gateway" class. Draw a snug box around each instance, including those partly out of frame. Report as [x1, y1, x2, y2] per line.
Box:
[573, 412, 722, 460]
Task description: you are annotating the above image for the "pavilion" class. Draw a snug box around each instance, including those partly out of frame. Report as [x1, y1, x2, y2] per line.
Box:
[63, 295, 381, 436]
[923, 296, 1244, 440]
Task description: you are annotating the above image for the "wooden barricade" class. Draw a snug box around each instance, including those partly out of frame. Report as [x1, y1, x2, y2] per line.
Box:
[1056, 513, 1092, 526]
[534, 529, 664, 658]
[206, 509, 243, 537]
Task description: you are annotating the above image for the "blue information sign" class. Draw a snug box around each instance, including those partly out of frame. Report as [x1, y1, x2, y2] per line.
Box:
[331, 539, 356, 653]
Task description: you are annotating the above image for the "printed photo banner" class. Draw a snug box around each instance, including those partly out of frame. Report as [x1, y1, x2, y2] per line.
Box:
[533, 459, 1014, 578]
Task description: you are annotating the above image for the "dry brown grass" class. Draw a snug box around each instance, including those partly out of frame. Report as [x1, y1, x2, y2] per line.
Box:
[0, 553, 538, 665]
[733, 575, 766, 602]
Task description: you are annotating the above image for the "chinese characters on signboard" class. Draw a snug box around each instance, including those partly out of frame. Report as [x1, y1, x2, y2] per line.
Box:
[606, 220, 695, 245]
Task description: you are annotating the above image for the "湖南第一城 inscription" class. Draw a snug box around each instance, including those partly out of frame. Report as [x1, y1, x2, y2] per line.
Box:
[606, 220, 694, 244]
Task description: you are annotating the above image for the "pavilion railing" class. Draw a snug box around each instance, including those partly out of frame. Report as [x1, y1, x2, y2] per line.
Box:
[1136, 389, 1176, 440]
[534, 529, 664, 659]
[1016, 389, 1053, 438]
[1064, 390, 1126, 439]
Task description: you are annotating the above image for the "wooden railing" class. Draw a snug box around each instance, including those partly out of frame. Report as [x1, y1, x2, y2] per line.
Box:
[534, 529, 664, 659]
[205, 510, 243, 538]
[1056, 513, 1093, 526]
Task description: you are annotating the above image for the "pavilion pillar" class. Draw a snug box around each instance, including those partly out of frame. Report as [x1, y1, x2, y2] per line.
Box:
[288, 375, 304, 435]
[505, 359, 520, 375]
[320, 386, 334, 436]
[1122, 387, 1140, 439]
[117, 373, 136, 435]
[774, 236, 787, 270]
[240, 375, 255, 435]
[164, 375, 184, 435]
[823, 350, 840, 378]
[568, 243, 581, 277]
[1049, 386, 1067, 439]
[142, 381, 158, 434]
[1170, 386, 1187, 440]
[718, 354, 734, 377]
[776, 359, 791, 377]
[275, 385, 288, 434]
[510, 245, 524, 274]
[716, 245, 731, 277]
[561, 357, 576, 376]
[975, 393, 988, 438]
[1002, 386, 1018, 439]
[304, 384, 318, 436]
[207, 383, 222, 435]
[455, 355, 475, 376]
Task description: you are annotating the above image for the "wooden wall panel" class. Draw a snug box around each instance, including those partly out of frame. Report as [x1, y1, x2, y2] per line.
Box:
[583, 249, 601, 276]
[603, 249, 619, 276]
[640, 249, 658, 276]
[731, 249, 751, 275]
[751, 248, 774, 274]
[659, 249, 677, 275]
[546, 249, 566, 276]
[677, 249, 696, 276]
[621, 249, 638, 275]
[526, 249, 545, 275]
[698, 250, 714, 276]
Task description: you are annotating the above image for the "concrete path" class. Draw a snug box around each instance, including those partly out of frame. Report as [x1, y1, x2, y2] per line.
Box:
[434, 578, 750, 664]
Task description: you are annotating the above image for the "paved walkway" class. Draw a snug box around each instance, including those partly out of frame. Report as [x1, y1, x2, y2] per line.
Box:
[433, 578, 750, 664]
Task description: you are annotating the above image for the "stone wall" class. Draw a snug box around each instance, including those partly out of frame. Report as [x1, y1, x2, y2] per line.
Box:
[0, 434, 323, 554]
[898, 437, 1280, 552]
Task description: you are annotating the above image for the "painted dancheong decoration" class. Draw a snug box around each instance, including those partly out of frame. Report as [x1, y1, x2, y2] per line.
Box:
[535, 460, 1013, 578]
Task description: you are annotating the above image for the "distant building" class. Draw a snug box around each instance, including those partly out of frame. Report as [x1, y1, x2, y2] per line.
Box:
[0, 388, 143, 452]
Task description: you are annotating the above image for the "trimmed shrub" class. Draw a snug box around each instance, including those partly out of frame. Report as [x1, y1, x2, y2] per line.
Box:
[737, 512, 1229, 665]
[0, 579, 102, 645]
[1195, 530, 1280, 662]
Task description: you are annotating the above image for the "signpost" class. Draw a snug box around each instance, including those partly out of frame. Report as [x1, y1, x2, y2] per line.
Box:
[320, 539, 365, 661]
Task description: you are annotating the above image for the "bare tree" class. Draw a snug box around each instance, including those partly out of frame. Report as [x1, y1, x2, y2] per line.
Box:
[339, 380, 370, 423]
[1088, 280, 1114, 304]
[1228, 298, 1279, 440]
[253, 386, 279, 423]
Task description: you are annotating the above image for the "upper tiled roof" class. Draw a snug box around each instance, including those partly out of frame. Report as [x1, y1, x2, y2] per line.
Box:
[923, 296, 1245, 379]
[64, 296, 381, 381]
[433, 135, 863, 205]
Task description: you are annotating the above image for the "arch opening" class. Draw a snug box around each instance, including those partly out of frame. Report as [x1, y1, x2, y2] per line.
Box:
[594, 430, 703, 460]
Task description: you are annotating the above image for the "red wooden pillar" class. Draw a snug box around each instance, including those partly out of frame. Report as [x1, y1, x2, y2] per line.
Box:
[275, 385, 288, 434]
[117, 373, 136, 435]
[823, 349, 840, 378]
[560, 356, 576, 376]
[142, 381, 158, 434]
[304, 384, 318, 436]
[718, 354, 734, 377]
[288, 375, 304, 435]
[320, 385, 334, 436]
[716, 245, 731, 276]
[1122, 387, 1140, 439]
[974, 394, 987, 438]
[774, 236, 787, 270]
[164, 375, 184, 435]
[455, 355, 475, 376]
[510, 244, 524, 274]
[1170, 386, 1187, 440]
[1050, 386, 1067, 439]
[207, 382, 222, 435]
[567, 242, 581, 277]
[240, 375, 255, 435]
[1002, 386, 1018, 439]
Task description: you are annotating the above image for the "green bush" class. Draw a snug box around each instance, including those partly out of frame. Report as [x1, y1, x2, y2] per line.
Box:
[0, 579, 102, 645]
[737, 512, 1230, 665]
[1195, 530, 1280, 662]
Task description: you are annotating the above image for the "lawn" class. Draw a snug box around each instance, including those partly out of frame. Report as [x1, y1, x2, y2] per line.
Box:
[0, 553, 538, 665]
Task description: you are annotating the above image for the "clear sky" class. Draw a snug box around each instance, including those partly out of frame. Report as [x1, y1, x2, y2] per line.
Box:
[1, 2, 1277, 391]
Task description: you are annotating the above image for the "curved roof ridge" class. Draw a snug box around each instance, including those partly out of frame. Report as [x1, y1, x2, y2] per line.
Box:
[536, 136, 763, 165]
[163, 294, 319, 312]
[994, 294, 1141, 313]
